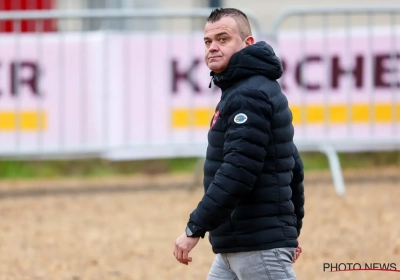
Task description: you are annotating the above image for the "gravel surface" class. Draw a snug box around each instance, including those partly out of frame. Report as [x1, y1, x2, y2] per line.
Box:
[0, 167, 399, 280]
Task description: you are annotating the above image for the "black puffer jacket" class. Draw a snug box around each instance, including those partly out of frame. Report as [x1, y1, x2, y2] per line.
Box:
[187, 41, 305, 254]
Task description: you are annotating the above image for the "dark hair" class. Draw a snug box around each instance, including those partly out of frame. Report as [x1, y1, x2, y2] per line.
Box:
[207, 8, 252, 40]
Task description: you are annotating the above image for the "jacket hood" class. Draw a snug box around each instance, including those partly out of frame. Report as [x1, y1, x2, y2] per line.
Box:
[210, 41, 283, 90]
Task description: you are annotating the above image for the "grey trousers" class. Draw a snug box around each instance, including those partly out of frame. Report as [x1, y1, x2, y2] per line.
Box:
[207, 248, 297, 280]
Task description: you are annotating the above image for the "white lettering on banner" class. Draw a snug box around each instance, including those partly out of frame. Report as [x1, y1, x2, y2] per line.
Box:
[0, 28, 399, 159]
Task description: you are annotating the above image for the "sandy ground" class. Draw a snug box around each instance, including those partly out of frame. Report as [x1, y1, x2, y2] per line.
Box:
[0, 167, 399, 280]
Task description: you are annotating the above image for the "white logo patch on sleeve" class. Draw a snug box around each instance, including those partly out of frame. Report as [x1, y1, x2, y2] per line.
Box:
[234, 113, 248, 124]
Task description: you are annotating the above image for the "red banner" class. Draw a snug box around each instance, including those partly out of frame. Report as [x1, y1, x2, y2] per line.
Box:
[0, 0, 57, 32]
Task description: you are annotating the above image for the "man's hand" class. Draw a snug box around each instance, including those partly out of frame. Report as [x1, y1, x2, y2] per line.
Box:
[173, 232, 200, 265]
[293, 245, 302, 263]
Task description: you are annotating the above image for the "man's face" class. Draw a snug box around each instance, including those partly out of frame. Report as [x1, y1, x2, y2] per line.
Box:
[204, 17, 251, 73]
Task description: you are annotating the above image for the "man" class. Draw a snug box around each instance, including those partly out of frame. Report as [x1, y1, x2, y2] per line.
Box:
[173, 8, 305, 280]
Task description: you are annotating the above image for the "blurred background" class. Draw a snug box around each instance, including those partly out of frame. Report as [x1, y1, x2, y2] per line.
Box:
[0, 0, 399, 279]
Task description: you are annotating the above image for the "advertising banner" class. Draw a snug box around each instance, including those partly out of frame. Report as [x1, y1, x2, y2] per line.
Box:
[0, 27, 399, 159]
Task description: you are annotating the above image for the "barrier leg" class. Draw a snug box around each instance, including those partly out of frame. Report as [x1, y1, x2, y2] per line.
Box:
[320, 145, 346, 196]
[189, 157, 205, 190]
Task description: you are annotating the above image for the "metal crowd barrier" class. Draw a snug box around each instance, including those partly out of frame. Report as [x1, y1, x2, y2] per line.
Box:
[0, 8, 261, 161]
[1, 7, 399, 196]
[269, 7, 400, 195]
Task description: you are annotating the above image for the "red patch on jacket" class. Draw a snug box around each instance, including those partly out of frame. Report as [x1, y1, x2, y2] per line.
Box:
[211, 110, 220, 129]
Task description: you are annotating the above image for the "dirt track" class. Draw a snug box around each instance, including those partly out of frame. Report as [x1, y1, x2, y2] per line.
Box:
[0, 167, 399, 280]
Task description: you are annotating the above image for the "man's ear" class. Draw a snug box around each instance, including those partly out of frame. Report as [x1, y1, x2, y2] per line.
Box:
[244, 36, 255, 46]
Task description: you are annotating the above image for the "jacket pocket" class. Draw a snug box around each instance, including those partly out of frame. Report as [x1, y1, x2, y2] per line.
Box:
[230, 209, 237, 230]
